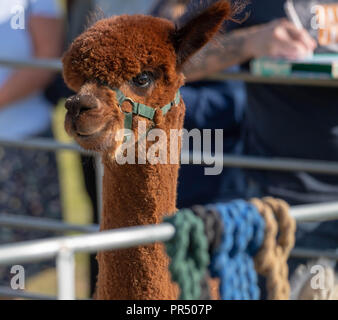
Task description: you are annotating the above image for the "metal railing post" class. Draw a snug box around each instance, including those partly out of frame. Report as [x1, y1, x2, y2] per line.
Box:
[95, 155, 104, 224]
[56, 248, 75, 300]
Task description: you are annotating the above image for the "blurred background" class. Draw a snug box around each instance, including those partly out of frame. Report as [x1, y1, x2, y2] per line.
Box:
[1, 0, 338, 299]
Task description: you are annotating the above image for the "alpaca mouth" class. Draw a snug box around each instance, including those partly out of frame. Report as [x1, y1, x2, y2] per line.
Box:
[67, 115, 103, 140]
[72, 120, 112, 145]
[76, 130, 97, 138]
[75, 128, 102, 140]
[67, 121, 101, 141]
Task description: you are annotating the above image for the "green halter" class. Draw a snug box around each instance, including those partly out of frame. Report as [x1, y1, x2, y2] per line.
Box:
[113, 88, 181, 142]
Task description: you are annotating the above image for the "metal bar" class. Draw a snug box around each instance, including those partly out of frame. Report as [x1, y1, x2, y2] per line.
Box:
[0, 201, 334, 236]
[0, 223, 176, 265]
[94, 155, 104, 224]
[2, 57, 338, 87]
[208, 72, 338, 87]
[0, 203, 335, 243]
[0, 138, 94, 156]
[182, 151, 338, 176]
[0, 204, 336, 277]
[0, 248, 335, 301]
[0, 200, 338, 266]
[0, 57, 62, 71]
[56, 249, 75, 300]
[0, 201, 334, 235]
[0, 248, 335, 300]
[291, 248, 338, 261]
[0, 286, 56, 300]
[0, 213, 99, 233]
[290, 201, 338, 222]
[1, 139, 338, 175]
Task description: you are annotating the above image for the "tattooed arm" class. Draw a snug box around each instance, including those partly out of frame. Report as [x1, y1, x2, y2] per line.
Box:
[183, 27, 255, 82]
[184, 19, 317, 82]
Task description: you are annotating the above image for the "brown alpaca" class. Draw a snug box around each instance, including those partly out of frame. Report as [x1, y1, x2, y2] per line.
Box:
[62, 1, 231, 300]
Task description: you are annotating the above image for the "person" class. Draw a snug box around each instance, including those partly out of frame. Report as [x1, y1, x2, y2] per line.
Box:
[183, 0, 338, 289]
[153, 3, 247, 209]
[176, 73, 247, 208]
[0, 0, 64, 286]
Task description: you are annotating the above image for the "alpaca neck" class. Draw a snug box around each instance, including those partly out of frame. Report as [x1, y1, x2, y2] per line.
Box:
[96, 105, 185, 300]
[96, 159, 179, 300]
[101, 160, 178, 229]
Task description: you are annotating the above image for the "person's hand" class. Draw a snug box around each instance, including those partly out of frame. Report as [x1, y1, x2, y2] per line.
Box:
[246, 18, 317, 60]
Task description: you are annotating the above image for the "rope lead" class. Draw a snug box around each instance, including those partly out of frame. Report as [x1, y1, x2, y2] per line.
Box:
[163, 198, 295, 300]
[164, 209, 209, 300]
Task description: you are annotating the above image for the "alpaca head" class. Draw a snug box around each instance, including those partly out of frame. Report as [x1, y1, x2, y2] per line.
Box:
[62, 1, 231, 153]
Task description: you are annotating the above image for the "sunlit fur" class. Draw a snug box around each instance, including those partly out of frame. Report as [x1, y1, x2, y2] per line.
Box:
[62, 0, 231, 300]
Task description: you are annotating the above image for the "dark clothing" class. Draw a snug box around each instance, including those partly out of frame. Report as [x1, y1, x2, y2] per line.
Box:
[226, 0, 338, 297]
[228, 0, 338, 205]
[244, 83, 338, 205]
[177, 76, 247, 208]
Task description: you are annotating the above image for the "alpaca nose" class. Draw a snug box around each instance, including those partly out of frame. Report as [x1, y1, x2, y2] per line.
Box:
[65, 95, 98, 117]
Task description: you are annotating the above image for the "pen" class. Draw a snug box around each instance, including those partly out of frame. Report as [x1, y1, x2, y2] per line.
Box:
[284, 0, 303, 30]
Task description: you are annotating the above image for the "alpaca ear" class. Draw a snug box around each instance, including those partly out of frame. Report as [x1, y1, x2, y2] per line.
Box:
[172, 0, 231, 68]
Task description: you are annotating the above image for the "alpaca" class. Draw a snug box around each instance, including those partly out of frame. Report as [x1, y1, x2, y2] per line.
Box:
[62, 1, 231, 300]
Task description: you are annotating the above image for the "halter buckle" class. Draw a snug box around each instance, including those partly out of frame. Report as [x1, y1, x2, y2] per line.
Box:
[118, 97, 135, 114]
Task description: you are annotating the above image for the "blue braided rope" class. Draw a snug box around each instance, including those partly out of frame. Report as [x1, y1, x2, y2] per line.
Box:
[209, 200, 265, 300]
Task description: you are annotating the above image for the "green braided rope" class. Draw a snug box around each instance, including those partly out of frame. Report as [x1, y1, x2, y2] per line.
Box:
[164, 209, 210, 300]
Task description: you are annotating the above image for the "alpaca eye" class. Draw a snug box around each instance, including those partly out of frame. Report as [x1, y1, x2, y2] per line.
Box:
[131, 72, 153, 88]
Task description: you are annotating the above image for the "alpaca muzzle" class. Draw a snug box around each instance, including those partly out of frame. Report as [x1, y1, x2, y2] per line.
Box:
[65, 94, 98, 118]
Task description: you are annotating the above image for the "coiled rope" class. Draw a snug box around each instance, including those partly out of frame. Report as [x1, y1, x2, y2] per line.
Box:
[191, 205, 224, 255]
[209, 200, 265, 300]
[191, 205, 224, 299]
[251, 197, 296, 300]
[164, 208, 209, 300]
[164, 198, 296, 300]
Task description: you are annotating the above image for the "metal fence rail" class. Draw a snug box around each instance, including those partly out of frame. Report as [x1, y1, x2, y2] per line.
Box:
[290, 201, 338, 222]
[191, 151, 338, 176]
[1, 57, 338, 300]
[208, 71, 338, 87]
[1, 201, 338, 299]
[0, 286, 56, 300]
[291, 248, 338, 261]
[0, 57, 62, 71]
[0, 223, 176, 266]
[2, 246, 338, 300]
[2, 57, 338, 87]
[0, 138, 94, 156]
[0, 213, 99, 234]
[2, 200, 338, 235]
[1, 202, 338, 263]
[2, 138, 338, 175]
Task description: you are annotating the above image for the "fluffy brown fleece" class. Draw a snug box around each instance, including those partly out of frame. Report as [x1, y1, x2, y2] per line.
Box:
[62, 1, 231, 300]
[63, 15, 178, 92]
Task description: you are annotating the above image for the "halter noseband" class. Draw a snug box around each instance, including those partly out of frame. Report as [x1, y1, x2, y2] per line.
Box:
[112, 88, 181, 142]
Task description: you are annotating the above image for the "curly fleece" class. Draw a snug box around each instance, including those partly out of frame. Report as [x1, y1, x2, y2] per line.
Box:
[62, 1, 231, 300]
[63, 15, 178, 92]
